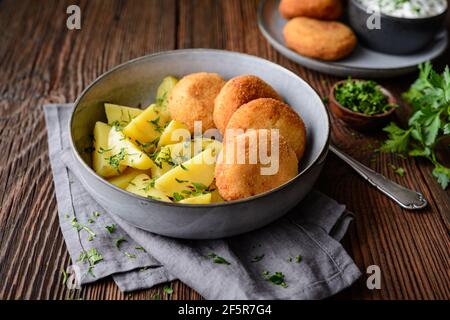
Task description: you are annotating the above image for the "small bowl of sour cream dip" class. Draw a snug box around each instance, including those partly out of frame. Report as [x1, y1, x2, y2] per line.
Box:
[348, 0, 448, 54]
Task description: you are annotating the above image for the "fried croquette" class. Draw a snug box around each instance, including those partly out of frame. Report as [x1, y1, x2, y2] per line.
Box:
[168, 72, 225, 133]
[279, 0, 343, 20]
[283, 17, 357, 61]
[215, 129, 298, 201]
[213, 75, 282, 134]
[225, 98, 307, 160]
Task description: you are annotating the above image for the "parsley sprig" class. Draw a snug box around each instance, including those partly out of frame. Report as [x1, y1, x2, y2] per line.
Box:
[381, 62, 450, 189]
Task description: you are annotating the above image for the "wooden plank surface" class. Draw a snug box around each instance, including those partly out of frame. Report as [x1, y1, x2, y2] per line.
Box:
[0, 0, 448, 300]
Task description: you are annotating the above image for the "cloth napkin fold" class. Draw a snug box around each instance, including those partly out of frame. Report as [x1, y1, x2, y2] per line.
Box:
[44, 103, 361, 299]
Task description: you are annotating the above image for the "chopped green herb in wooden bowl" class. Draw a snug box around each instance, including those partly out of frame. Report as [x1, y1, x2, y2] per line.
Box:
[329, 78, 398, 130]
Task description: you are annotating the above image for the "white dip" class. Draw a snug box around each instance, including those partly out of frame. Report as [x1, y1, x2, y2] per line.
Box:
[357, 0, 448, 18]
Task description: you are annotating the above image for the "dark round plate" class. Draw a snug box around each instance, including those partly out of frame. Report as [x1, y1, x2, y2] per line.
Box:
[258, 0, 448, 78]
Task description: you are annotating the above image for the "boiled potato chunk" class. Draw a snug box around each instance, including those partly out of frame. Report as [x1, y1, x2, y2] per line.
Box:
[151, 139, 222, 179]
[92, 121, 125, 177]
[126, 174, 171, 202]
[108, 127, 154, 170]
[108, 168, 151, 189]
[158, 120, 190, 147]
[104, 103, 143, 126]
[179, 193, 212, 204]
[155, 148, 217, 196]
[122, 104, 170, 153]
[151, 141, 194, 179]
[156, 76, 179, 109]
[169, 138, 221, 161]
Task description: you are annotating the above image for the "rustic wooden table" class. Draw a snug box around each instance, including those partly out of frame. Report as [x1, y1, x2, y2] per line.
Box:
[0, 0, 449, 300]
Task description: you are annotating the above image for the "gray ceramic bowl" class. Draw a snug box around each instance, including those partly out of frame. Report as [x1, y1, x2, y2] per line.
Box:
[69, 49, 330, 239]
[348, 0, 448, 55]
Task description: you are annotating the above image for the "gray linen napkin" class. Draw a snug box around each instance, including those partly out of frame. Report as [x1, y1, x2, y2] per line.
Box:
[44, 104, 361, 299]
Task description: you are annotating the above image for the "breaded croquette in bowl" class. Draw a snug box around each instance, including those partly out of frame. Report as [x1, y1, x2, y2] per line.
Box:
[279, 0, 343, 20]
[226, 98, 307, 160]
[213, 75, 281, 134]
[168, 72, 225, 133]
[283, 17, 357, 61]
[215, 129, 299, 201]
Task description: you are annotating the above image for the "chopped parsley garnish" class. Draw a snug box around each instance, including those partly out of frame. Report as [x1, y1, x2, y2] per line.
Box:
[251, 254, 265, 263]
[288, 255, 303, 263]
[390, 164, 406, 177]
[89, 211, 100, 222]
[61, 269, 68, 285]
[71, 217, 96, 241]
[207, 253, 231, 265]
[135, 139, 150, 149]
[124, 252, 136, 259]
[105, 224, 117, 233]
[71, 217, 82, 231]
[135, 246, 146, 251]
[191, 182, 207, 191]
[156, 92, 168, 108]
[136, 137, 160, 151]
[181, 182, 213, 197]
[148, 116, 164, 133]
[106, 148, 127, 172]
[115, 236, 127, 249]
[263, 271, 287, 288]
[78, 248, 103, 265]
[179, 163, 188, 171]
[153, 148, 175, 168]
[111, 120, 127, 131]
[175, 178, 188, 183]
[164, 286, 174, 295]
[83, 226, 96, 240]
[143, 178, 156, 191]
[335, 78, 397, 115]
[172, 192, 185, 202]
[77, 248, 103, 276]
[97, 147, 112, 154]
[127, 110, 136, 122]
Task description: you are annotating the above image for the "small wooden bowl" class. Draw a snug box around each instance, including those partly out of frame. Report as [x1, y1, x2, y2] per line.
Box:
[329, 80, 397, 131]
[435, 135, 450, 168]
